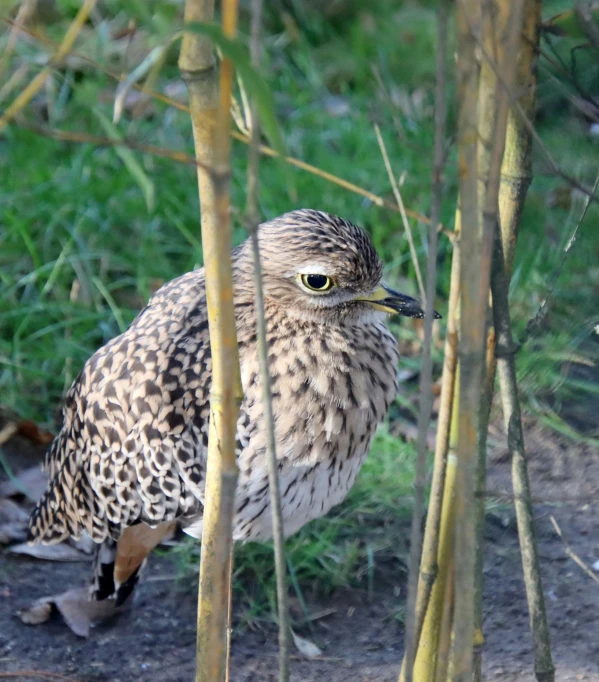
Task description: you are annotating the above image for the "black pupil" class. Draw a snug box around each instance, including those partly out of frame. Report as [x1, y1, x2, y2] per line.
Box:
[306, 274, 329, 290]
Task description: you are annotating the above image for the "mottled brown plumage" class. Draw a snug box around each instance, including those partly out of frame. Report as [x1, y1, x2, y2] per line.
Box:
[29, 209, 432, 605]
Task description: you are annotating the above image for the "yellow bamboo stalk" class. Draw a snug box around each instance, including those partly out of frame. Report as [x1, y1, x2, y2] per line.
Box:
[0, 0, 96, 135]
[412, 382, 460, 681]
[433, 557, 455, 682]
[178, 1, 243, 681]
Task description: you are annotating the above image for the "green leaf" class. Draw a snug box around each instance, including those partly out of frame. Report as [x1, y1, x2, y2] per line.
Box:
[93, 108, 155, 213]
[182, 22, 295, 198]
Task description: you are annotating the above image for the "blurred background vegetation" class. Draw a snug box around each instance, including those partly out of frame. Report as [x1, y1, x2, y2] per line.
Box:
[1, 0, 598, 625]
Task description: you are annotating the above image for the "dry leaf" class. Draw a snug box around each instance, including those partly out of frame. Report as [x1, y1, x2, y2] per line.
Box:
[291, 629, 323, 658]
[18, 600, 54, 626]
[9, 542, 92, 562]
[17, 419, 55, 445]
[17, 587, 118, 637]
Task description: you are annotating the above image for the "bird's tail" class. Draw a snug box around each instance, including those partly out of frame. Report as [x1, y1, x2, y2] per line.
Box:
[91, 522, 176, 606]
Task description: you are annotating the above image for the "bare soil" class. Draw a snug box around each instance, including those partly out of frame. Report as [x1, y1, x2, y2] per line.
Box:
[1, 412, 598, 682]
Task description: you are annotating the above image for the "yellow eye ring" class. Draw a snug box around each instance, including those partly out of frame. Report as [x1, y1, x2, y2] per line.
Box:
[299, 273, 334, 292]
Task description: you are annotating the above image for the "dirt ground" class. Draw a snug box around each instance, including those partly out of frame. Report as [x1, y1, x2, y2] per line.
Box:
[1, 411, 598, 682]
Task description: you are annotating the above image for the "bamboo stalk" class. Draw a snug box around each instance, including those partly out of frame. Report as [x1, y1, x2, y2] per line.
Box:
[452, 0, 483, 678]
[499, 0, 542, 275]
[412, 388, 460, 681]
[471, 0, 527, 677]
[433, 557, 455, 682]
[245, 1, 290, 680]
[399, 212, 460, 682]
[490, 229, 555, 682]
[402, 1, 449, 677]
[179, 2, 243, 681]
[474, 2, 543, 678]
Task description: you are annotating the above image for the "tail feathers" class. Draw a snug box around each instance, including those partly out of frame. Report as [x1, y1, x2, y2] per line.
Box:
[91, 522, 176, 607]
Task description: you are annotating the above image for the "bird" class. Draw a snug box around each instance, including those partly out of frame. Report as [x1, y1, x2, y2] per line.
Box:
[28, 208, 438, 610]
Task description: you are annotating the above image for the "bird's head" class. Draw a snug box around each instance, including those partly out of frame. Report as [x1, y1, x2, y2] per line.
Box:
[236, 209, 440, 324]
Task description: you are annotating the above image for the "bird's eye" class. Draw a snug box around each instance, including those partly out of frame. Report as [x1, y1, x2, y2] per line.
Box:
[300, 274, 334, 292]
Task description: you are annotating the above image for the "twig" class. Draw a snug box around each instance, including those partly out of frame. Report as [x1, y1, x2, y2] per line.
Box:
[491, 231, 555, 682]
[521, 173, 599, 346]
[479, 489, 599, 505]
[0, 0, 96, 134]
[402, 1, 448, 677]
[0, 0, 36, 82]
[17, 121, 211, 170]
[574, 1, 599, 51]
[1, 18, 431, 226]
[550, 515, 599, 587]
[245, 1, 290, 680]
[374, 124, 426, 303]
[0, 673, 81, 682]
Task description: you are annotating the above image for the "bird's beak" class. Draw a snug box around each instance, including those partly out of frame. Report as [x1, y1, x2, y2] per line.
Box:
[358, 284, 441, 320]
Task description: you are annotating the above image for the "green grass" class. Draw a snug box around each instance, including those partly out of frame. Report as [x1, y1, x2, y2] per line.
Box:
[1, 0, 598, 620]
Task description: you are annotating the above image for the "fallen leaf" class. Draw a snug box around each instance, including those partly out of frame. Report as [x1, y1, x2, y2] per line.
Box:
[17, 587, 118, 637]
[17, 419, 55, 445]
[18, 599, 54, 626]
[291, 629, 323, 658]
[9, 542, 92, 562]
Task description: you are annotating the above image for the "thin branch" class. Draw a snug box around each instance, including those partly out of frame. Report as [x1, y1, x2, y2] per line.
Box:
[550, 515, 599, 587]
[1, 17, 431, 225]
[245, 1, 290, 680]
[16, 121, 211, 171]
[374, 124, 426, 303]
[0, 0, 96, 134]
[0, 673, 82, 682]
[521, 173, 599, 345]
[402, 0, 448, 677]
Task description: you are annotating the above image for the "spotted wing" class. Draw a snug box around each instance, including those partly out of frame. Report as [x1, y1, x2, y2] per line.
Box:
[29, 270, 213, 544]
